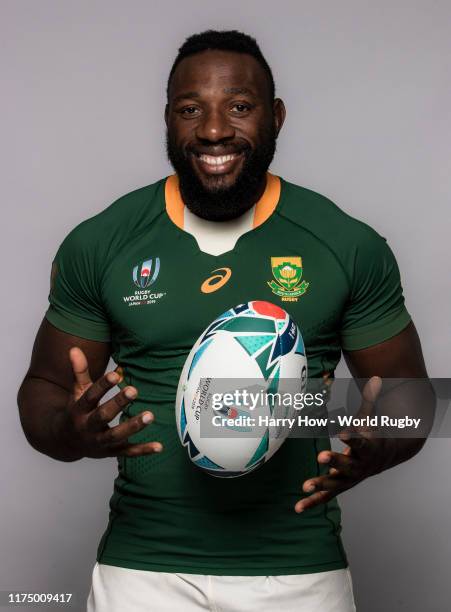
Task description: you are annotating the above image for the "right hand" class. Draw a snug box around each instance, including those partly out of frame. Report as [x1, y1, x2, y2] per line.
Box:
[58, 347, 163, 459]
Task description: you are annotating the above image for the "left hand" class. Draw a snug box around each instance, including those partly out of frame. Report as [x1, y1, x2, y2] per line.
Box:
[295, 376, 394, 513]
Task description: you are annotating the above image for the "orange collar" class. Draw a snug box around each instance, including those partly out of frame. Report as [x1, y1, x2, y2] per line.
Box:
[165, 172, 281, 229]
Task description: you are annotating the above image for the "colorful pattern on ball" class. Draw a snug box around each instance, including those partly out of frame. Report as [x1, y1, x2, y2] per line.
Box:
[176, 300, 307, 478]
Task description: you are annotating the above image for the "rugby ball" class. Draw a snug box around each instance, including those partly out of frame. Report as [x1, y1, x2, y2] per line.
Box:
[175, 300, 307, 477]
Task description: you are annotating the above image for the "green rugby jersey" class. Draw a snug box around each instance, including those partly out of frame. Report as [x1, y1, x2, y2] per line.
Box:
[46, 173, 411, 575]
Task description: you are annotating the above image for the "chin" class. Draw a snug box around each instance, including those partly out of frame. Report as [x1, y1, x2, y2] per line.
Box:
[195, 171, 238, 193]
[202, 176, 236, 192]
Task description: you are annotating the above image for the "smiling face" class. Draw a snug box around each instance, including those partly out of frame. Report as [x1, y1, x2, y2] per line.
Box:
[165, 50, 285, 221]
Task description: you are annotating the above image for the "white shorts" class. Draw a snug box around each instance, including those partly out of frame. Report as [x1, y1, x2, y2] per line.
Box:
[87, 562, 356, 612]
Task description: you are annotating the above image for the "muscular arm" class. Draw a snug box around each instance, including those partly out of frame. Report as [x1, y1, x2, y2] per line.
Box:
[344, 321, 427, 379]
[343, 320, 436, 468]
[17, 319, 111, 461]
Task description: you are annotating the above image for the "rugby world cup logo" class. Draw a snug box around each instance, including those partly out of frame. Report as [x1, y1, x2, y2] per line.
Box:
[132, 257, 160, 289]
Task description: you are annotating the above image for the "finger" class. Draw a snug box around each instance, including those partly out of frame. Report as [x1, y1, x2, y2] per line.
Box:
[96, 409, 154, 446]
[69, 347, 92, 392]
[295, 490, 334, 513]
[339, 426, 373, 444]
[114, 441, 163, 457]
[357, 376, 382, 419]
[340, 432, 375, 457]
[302, 472, 345, 493]
[318, 451, 353, 475]
[114, 366, 125, 383]
[75, 371, 121, 413]
[327, 446, 351, 473]
[317, 450, 333, 464]
[87, 386, 140, 429]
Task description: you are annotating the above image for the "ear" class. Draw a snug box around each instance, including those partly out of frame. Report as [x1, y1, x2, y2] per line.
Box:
[164, 103, 169, 127]
[273, 98, 286, 137]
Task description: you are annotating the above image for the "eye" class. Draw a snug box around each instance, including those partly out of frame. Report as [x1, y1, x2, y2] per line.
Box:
[231, 103, 252, 114]
[179, 106, 200, 117]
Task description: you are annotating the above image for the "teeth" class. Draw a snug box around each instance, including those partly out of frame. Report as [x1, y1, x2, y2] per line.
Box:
[199, 154, 237, 165]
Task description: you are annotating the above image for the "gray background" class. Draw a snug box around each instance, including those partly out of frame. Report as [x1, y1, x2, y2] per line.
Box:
[1, 1, 450, 610]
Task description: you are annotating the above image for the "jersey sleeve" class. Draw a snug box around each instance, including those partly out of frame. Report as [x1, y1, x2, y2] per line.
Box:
[45, 222, 111, 342]
[340, 228, 411, 351]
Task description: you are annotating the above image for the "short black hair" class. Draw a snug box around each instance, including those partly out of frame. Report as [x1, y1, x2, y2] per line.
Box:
[167, 29, 275, 102]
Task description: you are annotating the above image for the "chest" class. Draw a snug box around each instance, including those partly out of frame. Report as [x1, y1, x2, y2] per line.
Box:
[101, 219, 349, 354]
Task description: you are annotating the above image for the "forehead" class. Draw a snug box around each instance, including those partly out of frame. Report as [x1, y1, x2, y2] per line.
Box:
[168, 50, 270, 100]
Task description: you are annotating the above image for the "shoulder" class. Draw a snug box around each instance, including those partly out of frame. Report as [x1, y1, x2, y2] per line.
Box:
[70, 178, 165, 240]
[57, 178, 166, 257]
[277, 177, 392, 273]
[279, 178, 384, 243]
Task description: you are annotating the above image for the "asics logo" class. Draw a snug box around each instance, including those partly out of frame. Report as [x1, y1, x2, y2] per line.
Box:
[201, 268, 232, 294]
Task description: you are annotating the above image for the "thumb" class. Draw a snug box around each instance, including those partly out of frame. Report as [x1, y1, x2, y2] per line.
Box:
[69, 347, 92, 397]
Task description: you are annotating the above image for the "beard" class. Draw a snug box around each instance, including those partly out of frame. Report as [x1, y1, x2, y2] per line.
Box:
[165, 124, 277, 221]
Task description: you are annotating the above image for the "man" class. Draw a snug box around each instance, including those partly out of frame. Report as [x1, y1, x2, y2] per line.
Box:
[18, 30, 433, 611]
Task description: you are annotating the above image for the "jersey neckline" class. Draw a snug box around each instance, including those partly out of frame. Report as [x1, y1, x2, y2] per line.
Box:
[163, 172, 284, 258]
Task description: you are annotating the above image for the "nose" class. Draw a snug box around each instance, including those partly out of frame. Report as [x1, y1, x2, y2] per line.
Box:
[195, 108, 235, 142]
